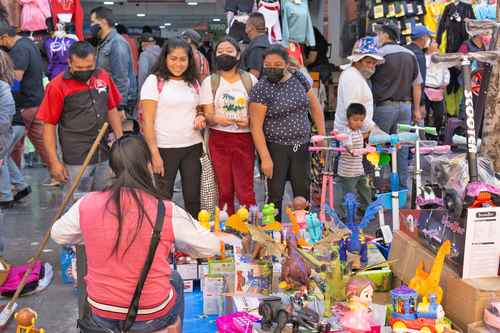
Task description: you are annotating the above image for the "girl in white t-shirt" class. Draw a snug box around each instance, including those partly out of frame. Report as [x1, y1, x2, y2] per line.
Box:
[200, 37, 257, 215]
[141, 39, 206, 217]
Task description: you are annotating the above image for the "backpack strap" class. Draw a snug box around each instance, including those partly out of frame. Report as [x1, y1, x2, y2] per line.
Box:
[239, 70, 253, 97]
[210, 73, 221, 99]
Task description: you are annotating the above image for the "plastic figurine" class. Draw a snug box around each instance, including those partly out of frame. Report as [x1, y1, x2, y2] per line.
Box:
[236, 206, 249, 222]
[279, 232, 311, 290]
[15, 307, 45, 333]
[286, 207, 309, 248]
[390, 286, 451, 333]
[340, 277, 377, 333]
[484, 299, 500, 331]
[290, 196, 309, 230]
[306, 213, 323, 244]
[262, 203, 276, 225]
[198, 210, 211, 230]
[258, 296, 290, 332]
[409, 240, 451, 304]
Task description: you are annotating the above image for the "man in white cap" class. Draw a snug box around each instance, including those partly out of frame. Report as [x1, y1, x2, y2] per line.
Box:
[334, 36, 384, 137]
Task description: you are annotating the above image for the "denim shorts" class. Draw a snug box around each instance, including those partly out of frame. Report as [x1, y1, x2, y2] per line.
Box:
[91, 271, 184, 333]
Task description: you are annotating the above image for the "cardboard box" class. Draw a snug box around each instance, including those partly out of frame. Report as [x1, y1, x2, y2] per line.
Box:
[444, 277, 500, 331]
[356, 266, 392, 292]
[467, 322, 493, 333]
[176, 263, 198, 280]
[183, 279, 194, 293]
[235, 259, 272, 295]
[203, 294, 223, 315]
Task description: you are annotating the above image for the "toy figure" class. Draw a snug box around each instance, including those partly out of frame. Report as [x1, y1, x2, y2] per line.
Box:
[236, 207, 249, 222]
[279, 233, 311, 290]
[306, 213, 323, 244]
[198, 210, 211, 230]
[409, 240, 451, 304]
[262, 203, 276, 225]
[286, 207, 309, 248]
[340, 277, 376, 333]
[259, 296, 290, 332]
[290, 196, 309, 230]
[15, 307, 45, 333]
[244, 224, 286, 260]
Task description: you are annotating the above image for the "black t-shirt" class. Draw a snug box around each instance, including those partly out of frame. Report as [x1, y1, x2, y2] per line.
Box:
[306, 27, 329, 68]
[9, 37, 44, 110]
[241, 34, 270, 76]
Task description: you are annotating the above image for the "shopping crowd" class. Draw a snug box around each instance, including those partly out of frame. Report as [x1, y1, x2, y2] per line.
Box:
[0, 2, 494, 332]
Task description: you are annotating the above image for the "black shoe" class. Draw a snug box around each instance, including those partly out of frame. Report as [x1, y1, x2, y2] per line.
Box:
[0, 201, 14, 209]
[14, 186, 32, 201]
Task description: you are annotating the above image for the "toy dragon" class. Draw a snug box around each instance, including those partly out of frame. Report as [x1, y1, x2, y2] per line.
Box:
[280, 232, 311, 290]
[324, 194, 384, 265]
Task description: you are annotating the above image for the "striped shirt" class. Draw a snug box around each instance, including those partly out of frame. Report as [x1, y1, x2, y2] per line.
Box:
[338, 130, 365, 177]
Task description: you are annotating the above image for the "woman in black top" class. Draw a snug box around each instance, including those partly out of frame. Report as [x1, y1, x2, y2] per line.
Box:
[249, 45, 326, 218]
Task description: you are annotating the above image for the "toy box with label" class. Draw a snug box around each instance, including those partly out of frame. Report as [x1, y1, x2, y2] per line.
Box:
[399, 207, 500, 279]
[208, 257, 236, 294]
[234, 255, 273, 295]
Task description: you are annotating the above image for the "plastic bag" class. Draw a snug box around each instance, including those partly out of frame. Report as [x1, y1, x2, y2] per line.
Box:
[59, 246, 76, 285]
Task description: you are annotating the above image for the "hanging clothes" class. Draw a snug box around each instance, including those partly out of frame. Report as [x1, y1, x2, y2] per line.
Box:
[44, 32, 78, 80]
[18, 0, 51, 32]
[258, 0, 282, 44]
[281, 0, 316, 47]
[288, 42, 304, 67]
[473, 3, 497, 20]
[424, 1, 446, 33]
[50, 0, 84, 41]
[0, 0, 22, 27]
[436, 1, 475, 94]
[224, 0, 255, 14]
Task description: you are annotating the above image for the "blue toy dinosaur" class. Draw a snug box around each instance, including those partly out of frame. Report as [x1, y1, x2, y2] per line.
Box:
[306, 213, 322, 244]
[323, 194, 385, 264]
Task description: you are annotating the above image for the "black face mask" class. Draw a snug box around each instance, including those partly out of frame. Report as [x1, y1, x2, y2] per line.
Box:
[72, 69, 95, 82]
[90, 24, 102, 38]
[215, 54, 238, 71]
[263, 67, 285, 83]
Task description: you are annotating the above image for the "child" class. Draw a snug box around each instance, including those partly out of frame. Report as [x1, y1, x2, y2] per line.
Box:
[335, 103, 371, 217]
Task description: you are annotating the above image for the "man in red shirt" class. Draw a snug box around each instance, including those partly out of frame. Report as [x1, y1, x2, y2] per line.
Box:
[37, 41, 123, 192]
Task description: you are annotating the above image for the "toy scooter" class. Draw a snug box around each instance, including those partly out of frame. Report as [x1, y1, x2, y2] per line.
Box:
[398, 124, 451, 209]
[432, 50, 500, 217]
[369, 132, 418, 230]
[309, 131, 348, 224]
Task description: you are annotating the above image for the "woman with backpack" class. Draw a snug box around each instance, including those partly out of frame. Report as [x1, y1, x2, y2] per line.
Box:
[141, 38, 206, 218]
[249, 45, 326, 219]
[200, 37, 257, 215]
[51, 135, 221, 333]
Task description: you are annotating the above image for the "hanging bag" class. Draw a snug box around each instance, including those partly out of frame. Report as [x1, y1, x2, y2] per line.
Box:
[77, 199, 166, 333]
[199, 129, 219, 213]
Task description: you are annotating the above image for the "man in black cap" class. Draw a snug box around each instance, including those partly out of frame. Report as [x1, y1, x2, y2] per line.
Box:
[370, 23, 423, 190]
[138, 33, 161, 91]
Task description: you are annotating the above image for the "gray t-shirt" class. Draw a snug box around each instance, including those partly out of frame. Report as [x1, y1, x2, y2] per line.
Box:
[250, 71, 311, 145]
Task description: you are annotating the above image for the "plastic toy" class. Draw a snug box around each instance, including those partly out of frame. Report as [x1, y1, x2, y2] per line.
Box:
[259, 296, 290, 332]
[290, 196, 309, 230]
[306, 213, 322, 244]
[198, 210, 211, 230]
[236, 207, 249, 222]
[262, 203, 276, 225]
[279, 232, 311, 290]
[324, 195, 384, 265]
[409, 240, 451, 304]
[340, 277, 378, 333]
[14, 308, 45, 333]
[484, 299, 500, 330]
[246, 224, 285, 260]
[390, 286, 451, 333]
[286, 207, 309, 248]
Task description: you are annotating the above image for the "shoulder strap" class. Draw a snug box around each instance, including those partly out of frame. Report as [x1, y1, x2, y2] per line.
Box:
[121, 199, 166, 332]
[210, 73, 221, 99]
[239, 70, 253, 96]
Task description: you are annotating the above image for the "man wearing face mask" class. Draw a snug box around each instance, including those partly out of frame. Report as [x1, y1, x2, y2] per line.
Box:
[89, 6, 135, 118]
[241, 12, 269, 78]
[37, 41, 124, 192]
[334, 36, 384, 137]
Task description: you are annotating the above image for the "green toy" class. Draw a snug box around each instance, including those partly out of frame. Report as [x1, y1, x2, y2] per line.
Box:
[262, 203, 276, 225]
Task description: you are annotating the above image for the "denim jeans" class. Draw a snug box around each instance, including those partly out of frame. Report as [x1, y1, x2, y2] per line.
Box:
[92, 270, 185, 333]
[373, 101, 412, 189]
[0, 125, 28, 202]
[64, 161, 111, 200]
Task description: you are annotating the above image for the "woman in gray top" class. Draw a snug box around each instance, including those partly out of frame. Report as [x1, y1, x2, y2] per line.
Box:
[0, 49, 30, 209]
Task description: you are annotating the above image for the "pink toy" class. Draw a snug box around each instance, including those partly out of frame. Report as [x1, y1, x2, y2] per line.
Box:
[340, 277, 379, 333]
[484, 299, 500, 330]
[412, 145, 451, 155]
[216, 312, 260, 333]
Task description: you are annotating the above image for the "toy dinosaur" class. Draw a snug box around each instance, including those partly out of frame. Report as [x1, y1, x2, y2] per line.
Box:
[286, 207, 309, 247]
[244, 224, 286, 260]
[409, 240, 451, 304]
[280, 232, 311, 290]
[306, 213, 323, 244]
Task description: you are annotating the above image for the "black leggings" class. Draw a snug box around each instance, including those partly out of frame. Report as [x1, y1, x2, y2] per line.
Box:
[267, 142, 310, 219]
[424, 96, 445, 139]
[156, 143, 202, 218]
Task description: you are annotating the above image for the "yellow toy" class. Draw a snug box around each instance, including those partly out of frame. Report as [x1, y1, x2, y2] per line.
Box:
[198, 210, 211, 230]
[409, 240, 451, 304]
[15, 308, 45, 333]
[236, 207, 249, 221]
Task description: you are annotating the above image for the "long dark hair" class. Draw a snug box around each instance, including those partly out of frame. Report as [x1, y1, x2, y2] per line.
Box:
[105, 135, 168, 256]
[0, 49, 15, 85]
[151, 38, 199, 86]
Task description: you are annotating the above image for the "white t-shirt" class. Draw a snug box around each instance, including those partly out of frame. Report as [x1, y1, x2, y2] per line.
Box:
[334, 65, 375, 134]
[141, 75, 202, 148]
[199, 74, 258, 133]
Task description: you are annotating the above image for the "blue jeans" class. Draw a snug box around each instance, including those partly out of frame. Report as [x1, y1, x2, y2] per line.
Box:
[92, 270, 185, 332]
[373, 101, 412, 189]
[0, 126, 28, 202]
[64, 161, 110, 200]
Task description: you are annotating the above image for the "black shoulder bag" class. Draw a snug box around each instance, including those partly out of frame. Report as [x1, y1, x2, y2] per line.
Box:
[77, 199, 166, 333]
